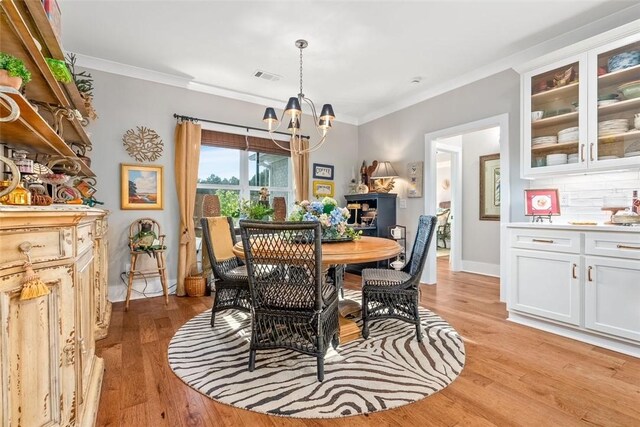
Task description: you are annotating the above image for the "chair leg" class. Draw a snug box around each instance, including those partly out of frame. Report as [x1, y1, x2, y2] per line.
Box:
[157, 252, 169, 305]
[248, 349, 256, 372]
[125, 253, 137, 311]
[332, 332, 339, 349]
[210, 291, 220, 327]
[361, 291, 369, 339]
[317, 356, 324, 382]
[414, 297, 422, 342]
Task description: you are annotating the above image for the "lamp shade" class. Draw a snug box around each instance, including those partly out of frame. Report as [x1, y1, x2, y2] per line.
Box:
[287, 118, 300, 131]
[320, 104, 335, 121]
[262, 107, 278, 122]
[371, 161, 399, 178]
[284, 97, 302, 117]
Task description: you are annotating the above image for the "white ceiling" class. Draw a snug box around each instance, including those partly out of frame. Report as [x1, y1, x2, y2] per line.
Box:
[60, 1, 639, 124]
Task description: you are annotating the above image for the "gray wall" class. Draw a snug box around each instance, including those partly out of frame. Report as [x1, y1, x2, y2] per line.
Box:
[358, 69, 527, 271]
[85, 69, 358, 302]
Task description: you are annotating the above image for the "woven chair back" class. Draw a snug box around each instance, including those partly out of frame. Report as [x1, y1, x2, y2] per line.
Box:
[239, 220, 324, 312]
[201, 216, 241, 279]
[202, 194, 221, 217]
[272, 197, 287, 221]
[405, 215, 437, 277]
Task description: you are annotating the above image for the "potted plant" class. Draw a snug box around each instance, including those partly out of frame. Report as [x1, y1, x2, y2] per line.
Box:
[239, 199, 274, 220]
[45, 58, 72, 83]
[66, 53, 97, 120]
[0, 52, 32, 89]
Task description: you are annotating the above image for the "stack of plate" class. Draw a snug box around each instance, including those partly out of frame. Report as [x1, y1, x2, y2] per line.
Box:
[598, 119, 629, 137]
[546, 153, 568, 166]
[624, 151, 640, 158]
[532, 136, 558, 146]
[599, 155, 620, 160]
[558, 126, 579, 144]
[567, 153, 579, 164]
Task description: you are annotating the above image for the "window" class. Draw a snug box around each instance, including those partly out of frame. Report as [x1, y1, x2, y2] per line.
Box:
[195, 129, 293, 226]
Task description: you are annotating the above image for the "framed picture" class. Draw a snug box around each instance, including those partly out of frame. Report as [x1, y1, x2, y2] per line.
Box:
[312, 180, 335, 198]
[407, 161, 423, 198]
[121, 163, 164, 210]
[312, 163, 334, 180]
[524, 188, 561, 216]
[479, 154, 500, 221]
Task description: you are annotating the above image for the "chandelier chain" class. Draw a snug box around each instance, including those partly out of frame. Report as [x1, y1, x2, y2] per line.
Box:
[299, 45, 304, 98]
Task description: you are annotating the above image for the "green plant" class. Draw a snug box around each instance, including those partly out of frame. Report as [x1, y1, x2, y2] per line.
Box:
[45, 58, 72, 83]
[0, 52, 32, 85]
[239, 199, 274, 220]
[65, 53, 93, 96]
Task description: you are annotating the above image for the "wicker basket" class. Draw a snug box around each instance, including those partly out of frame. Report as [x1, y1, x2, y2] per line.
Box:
[185, 263, 206, 297]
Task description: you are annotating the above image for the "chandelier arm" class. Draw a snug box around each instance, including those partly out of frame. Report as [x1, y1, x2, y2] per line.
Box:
[302, 134, 328, 154]
[302, 97, 327, 138]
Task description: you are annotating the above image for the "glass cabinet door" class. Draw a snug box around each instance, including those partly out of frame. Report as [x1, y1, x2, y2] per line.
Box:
[525, 56, 587, 175]
[590, 37, 640, 164]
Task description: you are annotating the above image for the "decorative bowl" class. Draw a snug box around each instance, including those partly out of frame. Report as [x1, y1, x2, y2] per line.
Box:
[618, 80, 640, 99]
[531, 111, 544, 121]
[608, 51, 640, 72]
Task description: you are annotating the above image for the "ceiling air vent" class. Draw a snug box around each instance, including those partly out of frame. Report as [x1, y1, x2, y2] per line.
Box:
[254, 70, 281, 82]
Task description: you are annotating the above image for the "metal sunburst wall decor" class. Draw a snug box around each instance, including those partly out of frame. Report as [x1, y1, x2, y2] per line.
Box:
[122, 126, 163, 162]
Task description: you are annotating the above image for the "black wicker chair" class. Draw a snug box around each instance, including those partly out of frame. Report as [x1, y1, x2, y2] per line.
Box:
[201, 217, 251, 327]
[239, 220, 340, 382]
[361, 215, 437, 342]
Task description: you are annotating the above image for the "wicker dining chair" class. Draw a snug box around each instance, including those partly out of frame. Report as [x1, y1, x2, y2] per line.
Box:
[239, 220, 340, 382]
[201, 217, 251, 327]
[361, 215, 437, 342]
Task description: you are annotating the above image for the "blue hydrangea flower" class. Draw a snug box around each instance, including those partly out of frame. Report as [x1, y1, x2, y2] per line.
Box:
[329, 208, 344, 226]
[310, 201, 324, 214]
[303, 212, 319, 222]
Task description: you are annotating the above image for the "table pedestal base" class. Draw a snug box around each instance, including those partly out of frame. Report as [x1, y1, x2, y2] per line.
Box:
[338, 298, 362, 344]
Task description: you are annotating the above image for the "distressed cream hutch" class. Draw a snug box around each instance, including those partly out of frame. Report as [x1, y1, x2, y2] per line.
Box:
[0, 1, 109, 425]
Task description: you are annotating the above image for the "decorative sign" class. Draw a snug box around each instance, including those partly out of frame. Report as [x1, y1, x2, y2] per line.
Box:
[313, 180, 335, 198]
[122, 126, 164, 162]
[312, 163, 334, 180]
[525, 188, 560, 217]
[407, 161, 423, 198]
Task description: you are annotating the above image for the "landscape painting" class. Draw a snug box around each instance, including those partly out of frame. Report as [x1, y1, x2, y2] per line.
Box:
[121, 164, 164, 210]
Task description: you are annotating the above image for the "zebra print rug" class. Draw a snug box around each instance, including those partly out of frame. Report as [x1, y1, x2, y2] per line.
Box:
[168, 290, 465, 418]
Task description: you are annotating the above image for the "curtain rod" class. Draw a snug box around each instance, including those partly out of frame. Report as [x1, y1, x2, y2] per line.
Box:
[173, 113, 309, 139]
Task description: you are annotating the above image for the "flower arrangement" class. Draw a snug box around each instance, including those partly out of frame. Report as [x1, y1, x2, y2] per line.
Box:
[289, 197, 361, 240]
[0, 52, 32, 87]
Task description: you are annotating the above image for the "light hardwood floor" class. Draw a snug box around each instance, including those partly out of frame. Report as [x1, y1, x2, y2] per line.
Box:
[96, 258, 640, 426]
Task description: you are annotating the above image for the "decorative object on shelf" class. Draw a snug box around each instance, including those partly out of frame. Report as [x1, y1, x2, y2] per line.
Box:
[0, 52, 32, 89]
[346, 203, 361, 225]
[18, 242, 50, 300]
[370, 161, 398, 193]
[525, 188, 560, 222]
[312, 180, 335, 198]
[258, 187, 270, 202]
[70, 142, 92, 167]
[0, 155, 21, 202]
[73, 176, 97, 198]
[360, 160, 369, 186]
[480, 153, 501, 221]
[607, 50, 640, 73]
[618, 80, 640, 100]
[45, 57, 72, 83]
[29, 183, 53, 206]
[356, 183, 369, 194]
[47, 156, 81, 176]
[31, 101, 88, 136]
[441, 178, 451, 190]
[11, 150, 33, 174]
[122, 126, 164, 162]
[407, 161, 423, 198]
[121, 163, 164, 210]
[66, 53, 98, 121]
[633, 190, 639, 215]
[272, 196, 287, 221]
[261, 39, 335, 154]
[0, 87, 20, 122]
[289, 197, 361, 241]
[366, 160, 378, 190]
[531, 110, 544, 121]
[312, 163, 334, 180]
[553, 65, 576, 88]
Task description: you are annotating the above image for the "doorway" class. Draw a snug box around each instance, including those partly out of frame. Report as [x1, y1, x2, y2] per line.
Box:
[423, 114, 510, 301]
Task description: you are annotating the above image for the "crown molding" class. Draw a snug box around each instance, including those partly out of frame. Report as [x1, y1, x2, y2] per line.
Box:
[359, 5, 640, 125]
[73, 53, 360, 126]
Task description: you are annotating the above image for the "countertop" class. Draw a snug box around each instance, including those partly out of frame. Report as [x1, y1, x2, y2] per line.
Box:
[507, 222, 640, 233]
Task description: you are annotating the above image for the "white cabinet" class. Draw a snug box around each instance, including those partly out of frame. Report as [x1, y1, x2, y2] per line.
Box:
[584, 256, 640, 342]
[511, 249, 581, 326]
[521, 32, 640, 178]
[507, 224, 640, 356]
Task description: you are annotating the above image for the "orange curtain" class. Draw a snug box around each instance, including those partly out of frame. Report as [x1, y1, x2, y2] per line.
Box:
[291, 137, 309, 202]
[174, 120, 201, 296]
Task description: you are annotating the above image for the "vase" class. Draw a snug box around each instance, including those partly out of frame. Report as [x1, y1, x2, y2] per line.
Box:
[0, 70, 23, 90]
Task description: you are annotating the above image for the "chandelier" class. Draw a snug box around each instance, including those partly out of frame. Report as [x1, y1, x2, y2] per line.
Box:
[262, 39, 335, 154]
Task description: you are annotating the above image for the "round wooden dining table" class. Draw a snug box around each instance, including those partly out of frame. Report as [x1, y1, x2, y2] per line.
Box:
[232, 235, 403, 266]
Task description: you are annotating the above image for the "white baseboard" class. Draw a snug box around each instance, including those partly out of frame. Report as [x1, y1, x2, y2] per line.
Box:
[461, 260, 500, 277]
[108, 276, 177, 302]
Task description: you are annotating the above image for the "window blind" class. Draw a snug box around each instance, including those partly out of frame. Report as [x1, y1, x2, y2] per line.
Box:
[201, 129, 291, 157]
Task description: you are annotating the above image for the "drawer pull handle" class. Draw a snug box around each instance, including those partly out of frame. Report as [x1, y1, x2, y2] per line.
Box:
[588, 266, 593, 282]
[78, 236, 85, 243]
[532, 239, 554, 244]
[580, 144, 585, 162]
[590, 143, 595, 162]
[572, 263, 577, 279]
[617, 244, 640, 250]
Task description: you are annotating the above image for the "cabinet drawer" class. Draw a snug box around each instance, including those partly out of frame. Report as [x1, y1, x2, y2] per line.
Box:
[510, 228, 580, 254]
[77, 223, 94, 254]
[585, 232, 640, 260]
[0, 228, 73, 269]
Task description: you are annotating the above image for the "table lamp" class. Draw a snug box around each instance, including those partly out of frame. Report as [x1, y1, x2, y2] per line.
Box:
[370, 161, 399, 193]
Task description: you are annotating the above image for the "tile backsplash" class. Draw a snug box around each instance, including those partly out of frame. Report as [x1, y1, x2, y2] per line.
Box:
[533, 170, 640, 222]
